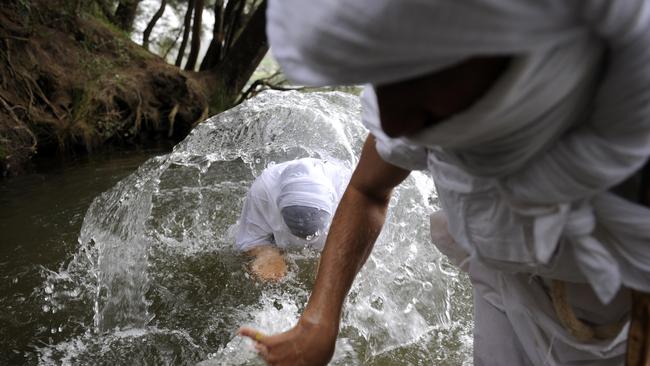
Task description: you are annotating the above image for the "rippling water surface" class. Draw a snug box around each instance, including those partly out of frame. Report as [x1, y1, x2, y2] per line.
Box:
[4, 91, 473, 365]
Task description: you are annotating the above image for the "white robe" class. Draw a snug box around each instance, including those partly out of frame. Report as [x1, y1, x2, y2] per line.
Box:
[234, 158, 350, 252]
[267, 1, 650, 364]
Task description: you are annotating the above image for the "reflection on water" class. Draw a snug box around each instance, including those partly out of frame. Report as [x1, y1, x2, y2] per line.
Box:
[3, 91, 472, 365]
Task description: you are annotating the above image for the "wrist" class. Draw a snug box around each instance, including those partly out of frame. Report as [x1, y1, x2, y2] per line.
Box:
[299, 311, 340, 340]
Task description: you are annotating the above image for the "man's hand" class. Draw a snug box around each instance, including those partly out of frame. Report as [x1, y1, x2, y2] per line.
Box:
[247, 246, 287, 282]
[239, 316, 338, 366]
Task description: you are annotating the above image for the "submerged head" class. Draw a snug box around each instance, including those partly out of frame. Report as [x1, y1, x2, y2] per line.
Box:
[280, 205, 331, 239]
[276, 160, 336, 239]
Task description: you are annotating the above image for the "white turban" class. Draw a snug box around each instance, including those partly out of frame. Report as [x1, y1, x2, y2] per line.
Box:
[268, 0, 591, 86]
[276, 160, 336, 214]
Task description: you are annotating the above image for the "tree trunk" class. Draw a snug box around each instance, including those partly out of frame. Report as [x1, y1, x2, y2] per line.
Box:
[163, 26, 183, 60]
[225, 0, 246, 50]
[205, 0, 268, 111]
[201, 0, 245, 71]
[199, 0, 224, 71]
[114, 0, 141, 32]
[142, 0, 167, 50]
[174, 0, 195, 67]
[184, 0, 204, 71]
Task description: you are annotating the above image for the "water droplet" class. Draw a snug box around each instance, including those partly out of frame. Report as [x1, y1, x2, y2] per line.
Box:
[423, 282, 433, 291]
[393, 275, 406, 286]
[273, 299, 283, 310]
[370, 296, 384, 311]
[255, 158, 261, 164]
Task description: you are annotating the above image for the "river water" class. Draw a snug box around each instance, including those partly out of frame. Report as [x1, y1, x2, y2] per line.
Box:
[1, 91, 473, 365]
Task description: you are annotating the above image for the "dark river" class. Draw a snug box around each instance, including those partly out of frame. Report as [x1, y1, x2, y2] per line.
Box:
[0, 147, 170, 364]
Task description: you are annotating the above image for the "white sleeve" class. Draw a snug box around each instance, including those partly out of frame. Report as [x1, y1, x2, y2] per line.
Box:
[234, 179, 274, 251]
[501, 0, 650, 204]
[361, 86, 428, 171]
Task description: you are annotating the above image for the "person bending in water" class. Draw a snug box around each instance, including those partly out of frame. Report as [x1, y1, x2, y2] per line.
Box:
[235, 158, 350, 281]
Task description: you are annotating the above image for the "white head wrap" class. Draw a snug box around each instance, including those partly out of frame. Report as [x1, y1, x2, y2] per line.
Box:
[276, 161, 336, 214]
[267, 0, 585, 86]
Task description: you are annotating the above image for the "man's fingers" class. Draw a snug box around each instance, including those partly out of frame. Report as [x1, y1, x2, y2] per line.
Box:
[255, 343, 269, 358]
[238, 327, 268, 344]
[239, 326, 306, 365]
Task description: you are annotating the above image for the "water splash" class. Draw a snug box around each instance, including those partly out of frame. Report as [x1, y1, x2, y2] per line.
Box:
[38, 91, 472, 364]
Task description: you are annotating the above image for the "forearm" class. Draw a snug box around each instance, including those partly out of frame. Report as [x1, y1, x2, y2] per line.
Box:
[301, 134, 409, 329]
[302, 185, 389, 326]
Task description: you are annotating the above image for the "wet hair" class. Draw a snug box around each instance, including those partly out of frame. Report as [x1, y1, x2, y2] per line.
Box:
[280, 205, 331, 239]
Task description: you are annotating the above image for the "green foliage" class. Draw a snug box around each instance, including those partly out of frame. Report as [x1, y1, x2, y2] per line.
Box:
[86, 0, 114, 21]
[94, 13, 131, 38]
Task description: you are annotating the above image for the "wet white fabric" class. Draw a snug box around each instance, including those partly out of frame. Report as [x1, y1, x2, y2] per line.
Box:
[276, 162, 336, 212]
[470, 259, 629, 366]
[234, 158, 350, 252]
[267, 0, 650, 364]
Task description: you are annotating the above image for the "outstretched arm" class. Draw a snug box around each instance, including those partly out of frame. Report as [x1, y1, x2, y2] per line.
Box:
[239, 134, 411, 366]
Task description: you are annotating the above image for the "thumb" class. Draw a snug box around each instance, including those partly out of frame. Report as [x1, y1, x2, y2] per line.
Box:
[238, 326, 267, 344]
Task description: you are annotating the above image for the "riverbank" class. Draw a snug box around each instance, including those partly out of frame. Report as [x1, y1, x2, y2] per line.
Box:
[0, 0, 211, 177]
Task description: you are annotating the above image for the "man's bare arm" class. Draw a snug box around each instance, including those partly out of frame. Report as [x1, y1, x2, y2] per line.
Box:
[302, 134, 411, 326]
[240, 134, 411, 366]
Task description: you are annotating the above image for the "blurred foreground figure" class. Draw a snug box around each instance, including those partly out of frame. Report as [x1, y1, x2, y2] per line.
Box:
[235, 158, 350, 281]
[240, 1, 650, 364]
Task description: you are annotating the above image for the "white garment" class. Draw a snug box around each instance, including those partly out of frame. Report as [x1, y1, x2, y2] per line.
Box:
[267, 1, 650, 364]
[234, 158, 350, 252]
